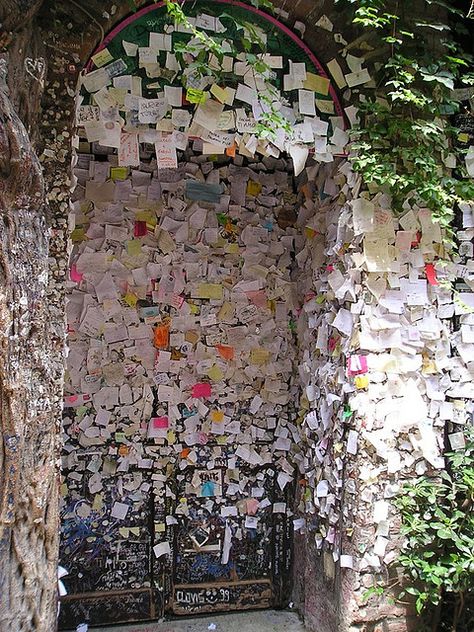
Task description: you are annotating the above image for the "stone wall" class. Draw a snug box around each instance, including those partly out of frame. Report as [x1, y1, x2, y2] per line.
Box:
[0, 6, 61, 631]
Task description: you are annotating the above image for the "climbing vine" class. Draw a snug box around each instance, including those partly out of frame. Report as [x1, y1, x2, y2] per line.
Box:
[393, 431, 474, 630]
[342, 0, 474, 250]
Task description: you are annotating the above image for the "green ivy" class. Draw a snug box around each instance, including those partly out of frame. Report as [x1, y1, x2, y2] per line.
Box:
[340, 0, 474, 251]
[392, 430, 474, 629]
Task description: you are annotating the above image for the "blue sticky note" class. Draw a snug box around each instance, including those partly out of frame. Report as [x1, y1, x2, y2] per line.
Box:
[201, 481, 215, 497]
[185, 180, 223, 203]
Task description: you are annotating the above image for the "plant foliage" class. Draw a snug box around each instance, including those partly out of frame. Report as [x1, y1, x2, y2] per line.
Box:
[393, 430, 474, 630]
[163, 0, 292, 140]
[340, 0, 474, 252]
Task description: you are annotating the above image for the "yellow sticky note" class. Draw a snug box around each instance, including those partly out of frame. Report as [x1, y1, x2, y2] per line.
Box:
[210, 84, 228, 103]
[108, 87, 127, 107]
[218, 302, 234, 321]
[186, 88, 207, 104]
[93, 494, 103, 511]
[155, 522, 166, 533]
[354, 375, 369, 389]
[136, 210, 157, 225]
[185, 330, 199, 344]
[250, 348, 270, 365]
[211, 410, 224, 423]
[196, 283, 223, 300]
[127, 239, 142, 256]
[207, 364, 224, 381]
[316, 99, 335, 114]
[129, 527, 140, 537]
[247, 180, 262, 196]
[458, 132, 469, 143]
[124, 292, 138, 307]
[119, 527, 130, 538]
[216, 435, 228, 445]
[167, 430, 176, 444]
[225, 243, 240, 254]
[304, 72, 331, 96]
[110, 166, 128, 181]
[92, 47, 114, 68]
[422, 357, 437, 375]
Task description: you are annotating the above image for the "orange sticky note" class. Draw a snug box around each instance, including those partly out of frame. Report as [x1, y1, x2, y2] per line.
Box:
[211, 410, 224, 423]
[216, 344, 234, 360]
[226, 143, 236, 158]
[154, 324, 169, 349]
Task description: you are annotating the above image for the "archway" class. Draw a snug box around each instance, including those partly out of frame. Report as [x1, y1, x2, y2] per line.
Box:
[58, 1, 346, 628]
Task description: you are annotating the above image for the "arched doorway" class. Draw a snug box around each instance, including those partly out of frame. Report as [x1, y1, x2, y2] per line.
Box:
[59, 2, 345, 627]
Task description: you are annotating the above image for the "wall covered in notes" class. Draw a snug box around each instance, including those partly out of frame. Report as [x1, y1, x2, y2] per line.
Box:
[59, 1, 349, 627]
[4, 1, 471, 632]
[60, 128, 305, 626]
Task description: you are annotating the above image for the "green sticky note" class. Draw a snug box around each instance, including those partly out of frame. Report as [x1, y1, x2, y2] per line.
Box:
[186, 88, 207, 104]
[71, 227, 87, 243]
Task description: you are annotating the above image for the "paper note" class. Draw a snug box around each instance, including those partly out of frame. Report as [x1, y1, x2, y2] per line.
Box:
[139, 95, 168, 123]
[155, 134, 177, 169]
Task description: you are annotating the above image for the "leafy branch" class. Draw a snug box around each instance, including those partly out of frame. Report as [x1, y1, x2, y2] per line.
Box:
[339, 0, 474, 256]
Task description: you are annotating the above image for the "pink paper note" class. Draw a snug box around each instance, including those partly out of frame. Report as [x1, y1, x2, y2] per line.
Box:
[347, 355, 368, 375]
[152, 416, 169, 429]
[70, 264, 83, 283]
[192, 383, 212, 398]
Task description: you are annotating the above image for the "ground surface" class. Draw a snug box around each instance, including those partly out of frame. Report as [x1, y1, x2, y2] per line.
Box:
[79, 610, 305, 632]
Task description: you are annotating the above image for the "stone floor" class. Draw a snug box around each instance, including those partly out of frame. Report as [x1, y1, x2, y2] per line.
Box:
[81, 610, 305, 632]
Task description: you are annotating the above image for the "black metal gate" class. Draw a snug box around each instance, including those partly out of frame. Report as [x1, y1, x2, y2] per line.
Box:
[59, 448, 293, 628]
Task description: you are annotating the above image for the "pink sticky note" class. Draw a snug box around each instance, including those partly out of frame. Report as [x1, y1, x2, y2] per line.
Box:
[152, 416, 169, 429]
[192, 383, 212, 398]
[347, 355, 368, 375]
[134, 220, 147, 237]
[70, 264, 83, 283]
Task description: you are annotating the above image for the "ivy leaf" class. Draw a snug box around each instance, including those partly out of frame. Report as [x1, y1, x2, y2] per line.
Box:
[415, 21, 451, 31]
[419, 68, 454, 89]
